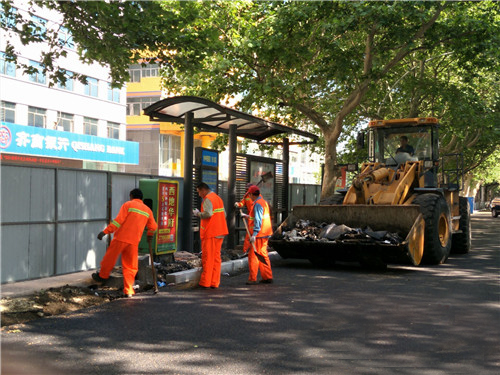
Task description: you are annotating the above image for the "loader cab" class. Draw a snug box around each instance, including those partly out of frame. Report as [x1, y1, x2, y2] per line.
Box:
[367, 117, 440, 186]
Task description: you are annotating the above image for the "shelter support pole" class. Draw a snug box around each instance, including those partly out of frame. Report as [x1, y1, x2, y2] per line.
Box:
[283, 137, 290, 222]
[183, 112, 194, 252]
[227, 124, 237, 249]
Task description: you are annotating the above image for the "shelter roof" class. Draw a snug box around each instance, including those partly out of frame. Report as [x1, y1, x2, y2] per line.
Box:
[143, 96, 318, 143]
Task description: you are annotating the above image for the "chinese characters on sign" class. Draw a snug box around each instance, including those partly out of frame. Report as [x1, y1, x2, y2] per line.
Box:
[0, 122, 139, 164]
[157, 180, 179, 252]
[202, 152, 217, 166]
[197, 148, 219, 192]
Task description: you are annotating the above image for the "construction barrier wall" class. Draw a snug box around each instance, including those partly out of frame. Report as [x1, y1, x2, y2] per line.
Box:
[1, 164, 319, 283]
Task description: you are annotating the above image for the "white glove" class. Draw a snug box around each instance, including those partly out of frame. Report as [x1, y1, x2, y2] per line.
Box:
[250, 235, 256, 243]
[192, 209, 200, 216]
[241, 213, 249, 219]
[234, 202, 241, 208]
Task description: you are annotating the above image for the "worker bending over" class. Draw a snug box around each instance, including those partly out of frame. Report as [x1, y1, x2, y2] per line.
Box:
[93, 188, 157, 297]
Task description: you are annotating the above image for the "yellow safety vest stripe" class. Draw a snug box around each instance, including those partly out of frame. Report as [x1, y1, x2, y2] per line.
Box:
[128, 208, 150, 218]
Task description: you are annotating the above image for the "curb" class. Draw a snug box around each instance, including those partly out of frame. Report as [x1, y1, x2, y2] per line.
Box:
[164, 251, 281, 284]
[0, 252, 282, 298]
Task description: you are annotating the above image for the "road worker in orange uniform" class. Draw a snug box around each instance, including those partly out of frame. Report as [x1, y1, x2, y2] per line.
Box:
[234, 183, 257, 253]
[193, 182, 229, 289]
[93, 188, 157, 297]
[244, 185, 273, 285]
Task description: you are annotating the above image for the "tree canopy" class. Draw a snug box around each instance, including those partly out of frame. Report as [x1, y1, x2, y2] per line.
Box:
[2, 0, 499, 195]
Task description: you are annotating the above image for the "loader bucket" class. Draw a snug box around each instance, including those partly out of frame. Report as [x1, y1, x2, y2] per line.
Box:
[270, 205, 425, 266]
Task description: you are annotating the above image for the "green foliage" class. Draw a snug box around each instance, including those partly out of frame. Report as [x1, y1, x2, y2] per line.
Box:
[1, 0, 208, 86]
[3, 0, 498, 190]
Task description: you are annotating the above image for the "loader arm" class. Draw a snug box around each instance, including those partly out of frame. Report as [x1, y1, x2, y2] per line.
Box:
[344, 161, 421, 205]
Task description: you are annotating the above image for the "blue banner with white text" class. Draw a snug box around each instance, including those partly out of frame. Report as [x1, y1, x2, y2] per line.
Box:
[0, 122, 139, 164]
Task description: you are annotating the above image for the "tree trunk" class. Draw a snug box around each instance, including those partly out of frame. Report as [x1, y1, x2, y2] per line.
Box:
[321, 118, 344, 198]
[321, 136, 339, 198]
[463, 173, 481, 198]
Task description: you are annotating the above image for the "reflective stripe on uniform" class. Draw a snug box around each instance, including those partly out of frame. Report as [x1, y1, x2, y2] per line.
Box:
[112, 220, 121, 228]
[128, 208, 150, 218]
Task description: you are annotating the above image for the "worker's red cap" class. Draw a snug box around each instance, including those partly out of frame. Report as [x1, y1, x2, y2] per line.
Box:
[246, 183, 255, 189]
[248, 185, 260, 195]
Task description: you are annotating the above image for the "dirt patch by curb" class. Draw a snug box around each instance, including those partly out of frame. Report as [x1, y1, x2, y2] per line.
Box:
[1, 249, 246, 328]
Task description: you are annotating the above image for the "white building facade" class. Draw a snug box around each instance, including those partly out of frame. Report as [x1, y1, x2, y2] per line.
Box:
[0, 1, 133, 171]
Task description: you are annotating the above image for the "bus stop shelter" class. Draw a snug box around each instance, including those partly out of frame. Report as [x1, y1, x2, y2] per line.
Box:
[144, 96, 318, 251]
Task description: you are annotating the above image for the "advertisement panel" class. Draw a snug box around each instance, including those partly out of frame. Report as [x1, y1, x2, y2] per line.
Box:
[198, 148, 219, 192]
[249, 161, 274, 204]
[0, 122, 139, 164]
[156, 180, 179, 253]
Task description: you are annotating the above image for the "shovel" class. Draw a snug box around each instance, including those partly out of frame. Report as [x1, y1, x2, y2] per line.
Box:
[148, 238, 159, 294]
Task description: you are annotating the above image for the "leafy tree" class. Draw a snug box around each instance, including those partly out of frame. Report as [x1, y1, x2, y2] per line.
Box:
[0, 0, 207, 86]
[357, 1, 499, 195]
[156, 1, 499, 197]
[2, 1, 498, 197]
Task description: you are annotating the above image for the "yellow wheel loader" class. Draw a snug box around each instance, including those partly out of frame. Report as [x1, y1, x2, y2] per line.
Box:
[270, 118, 471, 267]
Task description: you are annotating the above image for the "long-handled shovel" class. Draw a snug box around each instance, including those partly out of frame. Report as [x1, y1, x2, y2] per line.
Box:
[241, 215, 268, 266]
[148, 238, 159, 294]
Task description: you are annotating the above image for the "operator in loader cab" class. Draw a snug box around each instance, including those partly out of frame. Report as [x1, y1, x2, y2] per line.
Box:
[396, 135, 415, 155]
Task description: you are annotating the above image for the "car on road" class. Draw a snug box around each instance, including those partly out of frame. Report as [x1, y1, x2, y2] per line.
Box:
[490, 197, 500, 217]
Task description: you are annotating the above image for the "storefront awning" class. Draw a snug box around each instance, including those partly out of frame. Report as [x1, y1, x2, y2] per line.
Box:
[143, 96, 318, 143]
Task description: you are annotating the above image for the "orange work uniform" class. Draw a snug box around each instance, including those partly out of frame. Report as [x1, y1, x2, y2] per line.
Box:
[99, 199, 157, 295]
[236, 193, 263, 253]
[199, 191, 228, 288]
[248, 196, 273, 282]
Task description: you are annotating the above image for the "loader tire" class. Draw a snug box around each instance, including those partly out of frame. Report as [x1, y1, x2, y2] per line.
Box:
[451, 197, 471, 254]
[414, 194, 452, 265]
[319, 194, 345, 205]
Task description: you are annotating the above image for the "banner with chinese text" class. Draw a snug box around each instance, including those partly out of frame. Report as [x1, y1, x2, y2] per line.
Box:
[156, 180, 179, 254]
[0, 122, 139, 164]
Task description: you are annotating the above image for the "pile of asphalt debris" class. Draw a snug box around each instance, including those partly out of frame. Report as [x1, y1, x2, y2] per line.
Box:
[277, 219, 404, 245]
[153, 249, 246, 283]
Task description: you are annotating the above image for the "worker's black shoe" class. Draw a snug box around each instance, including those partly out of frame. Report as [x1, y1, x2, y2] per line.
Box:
[91, 272, 108, 283]
[259, 279, 273, 284]
[196, 285, 211, 289]
[246, 280, 258, 285]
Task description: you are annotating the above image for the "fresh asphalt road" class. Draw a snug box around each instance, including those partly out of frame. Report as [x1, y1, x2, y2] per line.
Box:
[2, 212, 499, 375]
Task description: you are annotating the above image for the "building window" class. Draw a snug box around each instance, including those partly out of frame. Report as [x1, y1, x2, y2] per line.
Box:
[28, 60, 46, 84]
[160, 134, 181, 175]
[107, 122, 120, 139]
[28, 106, 46, 128]
[0, 101, 15, 123]
[57, 112, 74, 132]
[58, 26, 74, 49]
[126, 96, 160, 116]
[0, 4, 17, 29]
[83, 117, 98, 136]
[57, 70, 73, 91]
[128, 64, 159, 83]
[0, 52, 16, 77]
[84, 77, 98, 97]
[30, 15, 47, 41]
[107, 84, 121, 103]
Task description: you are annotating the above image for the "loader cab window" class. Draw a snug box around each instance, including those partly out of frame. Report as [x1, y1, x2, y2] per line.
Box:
[382, 128, 432, 165]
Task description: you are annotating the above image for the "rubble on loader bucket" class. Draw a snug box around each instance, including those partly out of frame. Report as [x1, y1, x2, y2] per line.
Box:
[270, 205, 425, 266]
